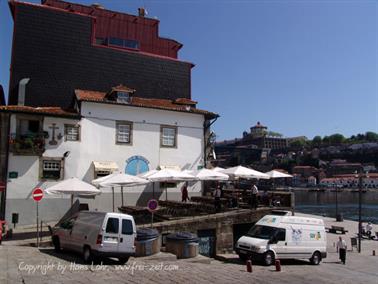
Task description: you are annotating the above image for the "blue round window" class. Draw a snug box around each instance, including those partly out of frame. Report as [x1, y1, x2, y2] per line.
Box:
[125, 156, 149, 176]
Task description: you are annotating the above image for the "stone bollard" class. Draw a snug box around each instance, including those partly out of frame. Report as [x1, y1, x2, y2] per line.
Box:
[246, 260, 252, 273]
[275, 259, 281, 272]
[373, 250, 376, 256]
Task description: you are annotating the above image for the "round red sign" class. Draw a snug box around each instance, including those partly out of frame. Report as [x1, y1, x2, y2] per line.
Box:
[32, 188, 44, 202]
[147, 199, 158, 212]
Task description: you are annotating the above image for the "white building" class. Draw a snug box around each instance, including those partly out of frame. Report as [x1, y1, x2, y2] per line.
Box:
[1, 86, 218, 225]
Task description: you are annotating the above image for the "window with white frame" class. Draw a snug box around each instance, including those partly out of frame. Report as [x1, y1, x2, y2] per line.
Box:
[161, 126, 177, 147]
[40, 158, 63, 180]
[65, 124, 80, 141]
[116, 121, 132, 144]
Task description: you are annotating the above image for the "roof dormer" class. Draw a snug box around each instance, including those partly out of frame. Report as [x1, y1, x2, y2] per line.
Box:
[105, 85, 136, 104]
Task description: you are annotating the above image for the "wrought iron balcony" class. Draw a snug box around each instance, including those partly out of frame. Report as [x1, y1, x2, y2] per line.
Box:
[9, 132, 46, 155]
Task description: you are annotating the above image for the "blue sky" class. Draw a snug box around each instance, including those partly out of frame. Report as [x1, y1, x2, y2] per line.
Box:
[0, 0, 377, 141]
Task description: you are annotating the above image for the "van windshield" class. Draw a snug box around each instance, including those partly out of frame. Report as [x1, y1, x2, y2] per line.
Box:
[247, 225, 279, 240]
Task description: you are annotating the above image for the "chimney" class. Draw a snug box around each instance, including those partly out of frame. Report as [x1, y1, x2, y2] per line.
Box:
[18, 78, 30, 106]
[138, 7, 146, 17]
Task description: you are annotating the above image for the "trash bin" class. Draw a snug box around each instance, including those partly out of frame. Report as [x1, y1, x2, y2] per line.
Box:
[135, 228, 161, 257]
[166, 232, 199, 259]
[336, 213, 343, 222]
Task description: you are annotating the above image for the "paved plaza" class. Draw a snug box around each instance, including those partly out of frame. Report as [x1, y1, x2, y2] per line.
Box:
[1, 213, 377, 284]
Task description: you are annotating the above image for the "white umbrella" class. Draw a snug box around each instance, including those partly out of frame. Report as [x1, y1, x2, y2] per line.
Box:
[147, 169, 197, 200]
[46, 177, 101, 204]
[96, 173, 149, 211]
[91, 172, 120, 186]
[265, 170, 293, 178]
[147, 169, 196, 182]
[99, 173, 149, 187]
[222, 166, 270, 179]
[212, 167, 226, 172]
[195, 168, 229, 181]
[138, 169, 159, 178]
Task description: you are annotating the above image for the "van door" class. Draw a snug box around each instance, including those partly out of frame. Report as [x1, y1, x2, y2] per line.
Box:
[119, 218, 135, 254]
[102, 216, 120, 252]
[269, 228, 287, 258]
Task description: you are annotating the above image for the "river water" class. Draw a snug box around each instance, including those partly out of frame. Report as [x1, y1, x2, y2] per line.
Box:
[294, 189, 378, 224]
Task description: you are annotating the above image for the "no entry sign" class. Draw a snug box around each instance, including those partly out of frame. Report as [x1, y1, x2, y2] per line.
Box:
[32, 188, 44, 202]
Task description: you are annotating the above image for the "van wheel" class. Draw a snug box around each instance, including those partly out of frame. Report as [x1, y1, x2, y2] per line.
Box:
[83, 246, 93, 264]
[238, 254, 247, 262]
[263, 251, 274, 266]
[118, 257, 129, 264]
[310, 252, 321, 265]
[52, 237, 61, 252]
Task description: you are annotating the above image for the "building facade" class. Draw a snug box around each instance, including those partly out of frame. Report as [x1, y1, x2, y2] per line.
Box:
[1, 0, 217, 224]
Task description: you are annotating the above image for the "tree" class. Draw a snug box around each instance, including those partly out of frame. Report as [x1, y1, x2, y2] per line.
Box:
[312, 136, 322, 146]
[267, 131, 283, 138]
[365, 131, 378, 142]
[322, 136, 330, 145]
[329, 133, 345, 145]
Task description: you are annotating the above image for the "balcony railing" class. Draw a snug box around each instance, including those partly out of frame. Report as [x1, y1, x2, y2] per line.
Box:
[9, 133, 46, 155]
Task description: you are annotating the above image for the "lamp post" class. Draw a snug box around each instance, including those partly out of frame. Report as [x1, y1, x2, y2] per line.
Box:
[335, 182, 339, 221]
[356, 170, 369, 253]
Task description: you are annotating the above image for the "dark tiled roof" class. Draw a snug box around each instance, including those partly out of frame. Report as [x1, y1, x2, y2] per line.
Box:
[0, 106, 79, 118]
[75, 89, 218, 119]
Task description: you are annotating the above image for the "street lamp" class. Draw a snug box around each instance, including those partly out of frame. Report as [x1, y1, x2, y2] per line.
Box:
[355, 170, 369, 253]
[334, 182, 339, 222]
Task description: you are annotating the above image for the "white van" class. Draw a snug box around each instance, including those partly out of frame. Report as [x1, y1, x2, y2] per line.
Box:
[235, 215, 327, 265]
[52, 211, 136, 263]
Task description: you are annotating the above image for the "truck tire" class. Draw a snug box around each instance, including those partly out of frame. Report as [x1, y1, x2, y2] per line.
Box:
[52, 236, 61, 252]
[310, 251, 321, 265]
[118, 257, 129, 264]
[263, 251, 275, 266]
[83, 246, 93, 264]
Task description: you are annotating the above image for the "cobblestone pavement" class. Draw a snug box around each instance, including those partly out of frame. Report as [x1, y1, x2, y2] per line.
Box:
[1, 213, 378, 284]
[1, 242, 378, 284]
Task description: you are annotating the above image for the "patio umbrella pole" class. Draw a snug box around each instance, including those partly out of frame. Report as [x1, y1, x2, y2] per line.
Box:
[165, 187, 168, 201]
[112, 187, 115, 212]
[71, 194, 74, 205]
[121, 186, 124, 207]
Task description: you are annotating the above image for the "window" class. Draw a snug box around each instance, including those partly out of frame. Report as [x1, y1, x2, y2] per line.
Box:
[106, 217, 119, 234]
[116, 91, 131, 103]
[108, 37, 139, 50]
[65, 124, 80, 141]
[40, 158, 63, 180]
[121, 219, 133, 235]
[161, 126, 177, 147]
[116, 121, 132, 144]
[17, 117, 42, 138]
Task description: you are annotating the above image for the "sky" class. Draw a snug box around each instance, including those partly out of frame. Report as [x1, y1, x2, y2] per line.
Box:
[0, 0, 377, 141]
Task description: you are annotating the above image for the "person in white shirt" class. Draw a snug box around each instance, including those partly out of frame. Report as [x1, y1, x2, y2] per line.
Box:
[251, 183, 259, 210]
[366, 222, 373, 238]
[336, 236, 347, 264]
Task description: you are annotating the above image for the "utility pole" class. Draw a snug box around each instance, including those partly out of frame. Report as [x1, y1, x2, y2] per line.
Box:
[358, 172, 362, 253]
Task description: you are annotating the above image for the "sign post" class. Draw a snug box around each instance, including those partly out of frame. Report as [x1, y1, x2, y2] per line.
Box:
[32, 188, 44, 247]
[147, 199, 158, 228]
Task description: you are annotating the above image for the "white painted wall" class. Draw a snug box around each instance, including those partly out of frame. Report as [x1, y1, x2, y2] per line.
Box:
[6, 103, 206, 225]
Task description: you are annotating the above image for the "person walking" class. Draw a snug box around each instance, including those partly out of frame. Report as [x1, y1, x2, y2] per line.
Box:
[251, 183, 259, 210]
[181, 182, 189, 202]
[336, 236, 347, 264]
[213, 186, 222, 213]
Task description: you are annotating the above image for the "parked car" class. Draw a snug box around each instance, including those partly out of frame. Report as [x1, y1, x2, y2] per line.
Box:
[52, 211, 136, 263]
[235, 215, 327, 265]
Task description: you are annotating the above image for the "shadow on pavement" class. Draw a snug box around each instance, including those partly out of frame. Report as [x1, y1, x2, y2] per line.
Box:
[224, 257, 311, 266]
[39, 248, 121, 265]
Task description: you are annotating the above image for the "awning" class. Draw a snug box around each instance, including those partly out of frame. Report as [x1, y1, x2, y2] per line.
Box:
[159, 165, 181, 171]
[93, 161, 119, 172]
